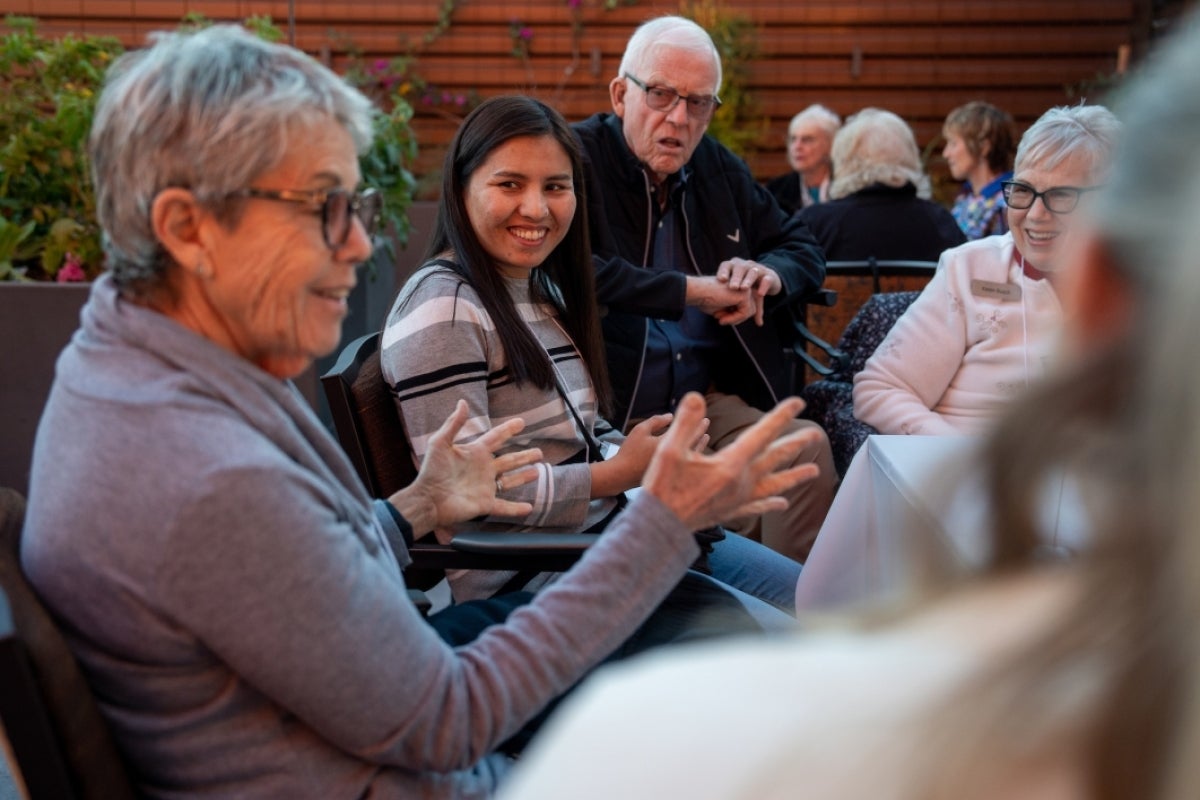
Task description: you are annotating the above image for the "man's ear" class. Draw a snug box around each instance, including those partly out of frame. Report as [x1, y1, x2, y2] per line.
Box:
[609, 76, 627, 118]
[151, 188, 210, 277]
[1061, 233, 1136, 348]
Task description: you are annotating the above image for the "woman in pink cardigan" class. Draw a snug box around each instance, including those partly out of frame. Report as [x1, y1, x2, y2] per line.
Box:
[853, 104, 1120, 436]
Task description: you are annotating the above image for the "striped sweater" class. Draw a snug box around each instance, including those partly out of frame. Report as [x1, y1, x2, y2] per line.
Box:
[381, 263, 621, 601]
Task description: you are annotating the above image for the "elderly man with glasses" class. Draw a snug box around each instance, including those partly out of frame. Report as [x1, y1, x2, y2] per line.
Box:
[572, 15, 835, 563]
[852, 104, 1121, 437]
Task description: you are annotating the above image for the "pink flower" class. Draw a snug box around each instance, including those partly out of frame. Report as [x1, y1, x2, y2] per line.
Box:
[371, 59, 389, 74]
[520, 27, 533, 41]
[57, 253, 87, 283]
[567, 0, 582, 8]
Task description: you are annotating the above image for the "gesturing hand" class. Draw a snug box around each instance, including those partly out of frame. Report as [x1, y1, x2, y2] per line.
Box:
[642, 393, 820, 531]
[388, 400, 543, 534]
[685, 275, 758, 326]
[716, 258, 782, 326]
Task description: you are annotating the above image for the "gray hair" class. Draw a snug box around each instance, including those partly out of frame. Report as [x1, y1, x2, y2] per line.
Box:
[89, 24, 376, 294]
[617, 15, 723, 94]
[1092, 34, 1198, 295]
[828, 108, 926, 199]
[1013, 104, 1121, 179]
[788, 104, 841, 138]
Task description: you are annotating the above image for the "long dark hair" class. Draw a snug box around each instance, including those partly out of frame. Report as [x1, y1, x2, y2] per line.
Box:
[424, 95, 612, 415]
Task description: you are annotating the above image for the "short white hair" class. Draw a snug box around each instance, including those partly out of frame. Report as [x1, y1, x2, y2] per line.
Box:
[788, 104, 841, 138]
[617, 15, 723, 93]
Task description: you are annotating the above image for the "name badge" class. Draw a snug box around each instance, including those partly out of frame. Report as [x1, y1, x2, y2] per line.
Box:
[970, 279, 1021, 301]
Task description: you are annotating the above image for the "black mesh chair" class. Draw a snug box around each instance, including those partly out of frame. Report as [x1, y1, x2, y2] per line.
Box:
[0, 487, 136, 800]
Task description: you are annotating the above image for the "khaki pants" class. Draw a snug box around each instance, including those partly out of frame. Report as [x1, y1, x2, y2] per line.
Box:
[630, 391, 837, 563]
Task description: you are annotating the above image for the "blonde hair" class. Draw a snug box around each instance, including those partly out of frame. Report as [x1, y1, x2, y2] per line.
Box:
[828, 108, 925, 199]
[922, 13, 1200, 799]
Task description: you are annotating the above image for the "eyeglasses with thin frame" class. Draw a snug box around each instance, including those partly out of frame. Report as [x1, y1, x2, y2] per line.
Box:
[623, 73, 722, 122]
[231, 187, 382, 249]
[1001, 180, 1104, 215]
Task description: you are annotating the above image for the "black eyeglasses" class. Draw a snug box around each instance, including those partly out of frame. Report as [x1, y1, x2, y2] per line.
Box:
[624, 73, 722, 122]
[1001, 180, 1103, 215]
[231, 187, 382, 249]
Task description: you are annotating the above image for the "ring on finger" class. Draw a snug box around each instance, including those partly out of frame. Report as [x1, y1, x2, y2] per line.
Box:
[496, 478, 504, 493]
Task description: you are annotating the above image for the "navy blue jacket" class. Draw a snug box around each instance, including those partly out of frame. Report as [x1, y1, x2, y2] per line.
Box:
[573, 112, 826, 429]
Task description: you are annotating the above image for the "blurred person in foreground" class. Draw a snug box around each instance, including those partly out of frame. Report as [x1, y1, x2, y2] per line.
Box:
[495, 15, 1200, 800]
[853, 103, 1121, 436]
[942, 100, 1018, 240]
[764, 103, 842, 215]
[18, 24, 816, 798]
[797, 107, 966, 263]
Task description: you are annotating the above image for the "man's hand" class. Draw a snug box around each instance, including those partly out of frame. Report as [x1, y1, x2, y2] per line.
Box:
[388, 400, 543, 535]
[684, 274, 758, 326]
[642, 393, 821, 531]
[716, 258, 782, 326]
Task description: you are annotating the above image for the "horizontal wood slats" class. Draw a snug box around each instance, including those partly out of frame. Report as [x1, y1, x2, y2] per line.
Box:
[8, 0, 1152, 183]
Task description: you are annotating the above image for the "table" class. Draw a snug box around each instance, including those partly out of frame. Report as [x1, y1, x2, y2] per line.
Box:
[794, 435, 1088, 612]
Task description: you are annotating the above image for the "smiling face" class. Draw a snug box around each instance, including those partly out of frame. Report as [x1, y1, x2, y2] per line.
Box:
[1008, 151, 1095, 274]
[464, 134, 577, 279]
[193, 117, 371, 378]
[611, 44, 719, 185]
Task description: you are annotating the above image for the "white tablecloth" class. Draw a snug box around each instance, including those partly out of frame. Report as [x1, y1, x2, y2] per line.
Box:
[795, 435, 1087, 612]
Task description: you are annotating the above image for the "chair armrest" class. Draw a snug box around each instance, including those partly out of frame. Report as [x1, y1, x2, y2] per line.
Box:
[450, 532, 600, 555]
[407, 532, 597, 573]
[788, 321, 848, 379]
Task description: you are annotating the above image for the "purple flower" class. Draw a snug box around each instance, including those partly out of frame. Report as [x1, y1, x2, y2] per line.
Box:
[520, 27, 533, 40]
[371, 59, 389, 74]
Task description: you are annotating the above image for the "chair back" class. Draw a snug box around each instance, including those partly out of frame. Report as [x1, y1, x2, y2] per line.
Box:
[800, 291, 921, 476]
[320, 332, 418, 499]
[825, 258, 937, 294]
[0, 488, 136, 800]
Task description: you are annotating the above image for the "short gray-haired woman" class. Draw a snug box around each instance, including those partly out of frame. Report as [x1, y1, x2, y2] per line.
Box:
[20, 24, 814, 798]
[853, 103, 1121, 437]
[765, 103, 842, 214]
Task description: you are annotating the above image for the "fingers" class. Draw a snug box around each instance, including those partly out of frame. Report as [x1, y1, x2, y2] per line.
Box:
[493, 458, 542, 491]
[717, 397, 805, 464]
[475, 416, 527, 453]
[633, 412, 674, 437]
[658, 392, 708, 452]
[490, 499, 535, 517]
[430, 399, 470, 444]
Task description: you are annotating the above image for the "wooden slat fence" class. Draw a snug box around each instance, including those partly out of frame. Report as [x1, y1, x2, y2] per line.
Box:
[9, 0, 1179, 186]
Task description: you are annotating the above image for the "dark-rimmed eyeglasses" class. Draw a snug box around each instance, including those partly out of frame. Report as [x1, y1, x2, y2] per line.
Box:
[623, 73, 722, 122]
[1001, 180, 1103, 215]
[231, 187, 382, 249]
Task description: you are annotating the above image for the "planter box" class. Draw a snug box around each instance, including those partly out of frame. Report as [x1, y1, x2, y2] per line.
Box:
[0, 202, 438, 497]
[0, 282, 91, 495]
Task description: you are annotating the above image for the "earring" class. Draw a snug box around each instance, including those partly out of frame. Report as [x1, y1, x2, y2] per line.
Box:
[193, 261, 212, 279]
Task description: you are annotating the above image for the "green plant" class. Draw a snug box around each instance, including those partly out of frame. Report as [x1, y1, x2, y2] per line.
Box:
[0, 16, 121, 281]
[1, 15, 420, 281]
[680, 0, 769, 158]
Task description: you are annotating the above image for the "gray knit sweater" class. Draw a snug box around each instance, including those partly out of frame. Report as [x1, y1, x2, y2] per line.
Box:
[382, 265, 620, 601]
[21, 275, 699, 799]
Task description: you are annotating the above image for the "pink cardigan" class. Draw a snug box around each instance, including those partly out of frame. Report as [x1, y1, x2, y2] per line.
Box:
[853, 234, 1063, 435]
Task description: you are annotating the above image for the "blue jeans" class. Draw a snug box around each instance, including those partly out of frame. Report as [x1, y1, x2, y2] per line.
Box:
[707, 531, 802, 617]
